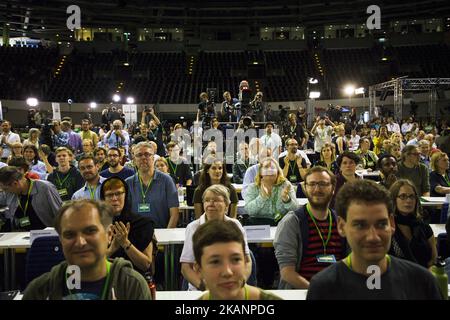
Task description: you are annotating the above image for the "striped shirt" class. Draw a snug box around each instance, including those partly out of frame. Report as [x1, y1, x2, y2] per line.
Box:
[299, 213, 343, 281]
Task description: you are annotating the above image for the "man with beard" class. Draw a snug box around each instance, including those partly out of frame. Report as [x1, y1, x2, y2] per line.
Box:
[307, 180, 442, 300]
[94, 147, 109, 172]
[274, 166, 346, 289]
[100, 147, 135, 180]
[378, 154, 398, 190]
[72, 154, 106, 200]
[279, 138, 308, 184]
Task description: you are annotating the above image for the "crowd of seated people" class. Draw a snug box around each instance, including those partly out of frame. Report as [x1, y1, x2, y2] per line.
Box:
[0, 96, 449, 300]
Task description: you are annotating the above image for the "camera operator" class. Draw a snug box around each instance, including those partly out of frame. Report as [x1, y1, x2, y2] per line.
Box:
[104, 120, 130, 154]
[221, 91, 239, 122]
[237, 80, 252, 119]
[197, 92, 215, 130]
[326, 104, 343, 123]
[141, 106, 165, 157]
[250, 91, 265, 122]
[39, 110, 53, 149]
[278, 104, 289, 122]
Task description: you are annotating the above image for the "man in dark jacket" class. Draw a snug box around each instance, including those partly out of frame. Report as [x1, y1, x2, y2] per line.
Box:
[22, 199, 151, 300]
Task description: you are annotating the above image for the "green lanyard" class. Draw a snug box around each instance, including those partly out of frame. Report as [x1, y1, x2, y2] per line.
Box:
[305, 203, 332, 254]
[167, 158, 178, 175]
[88, 185, 98, 200]
[66, 260, 111, 300]
[443, 173, 450, 187]
[17, 180, 34, 215]
[288, 159, 298, 177]
[56, 171, 71, 189]
[345, 254, 390, 271]
[138, 173, 153, 201]
[208, 284, 248, 300]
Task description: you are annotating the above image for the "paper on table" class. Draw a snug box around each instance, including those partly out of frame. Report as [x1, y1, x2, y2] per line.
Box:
[244, 225, 271, 240]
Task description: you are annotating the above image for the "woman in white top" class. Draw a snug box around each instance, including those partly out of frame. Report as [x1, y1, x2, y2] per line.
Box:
[180, 184, 252, 291]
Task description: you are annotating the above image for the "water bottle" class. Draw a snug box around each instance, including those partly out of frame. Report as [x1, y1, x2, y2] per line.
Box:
[431, 257, 448, 300]
[177, 186, 185, 204]
[144, 273, 156, 300]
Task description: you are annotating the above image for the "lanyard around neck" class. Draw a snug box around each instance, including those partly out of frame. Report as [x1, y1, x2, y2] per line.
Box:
[345, 254, 391, 271]
[87, 184, 98, 200]
[208, 284, 248, 300]
[56, 170, 71, 189]
[306, 203, 332, 254]
[138, 173, 153, 200]
[17, 180, 34, 215]
[66, 260, 111, 300]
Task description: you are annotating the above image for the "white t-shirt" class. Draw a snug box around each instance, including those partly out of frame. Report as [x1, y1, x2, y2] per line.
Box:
[0, 131, 21, 158]
[179, 213, 250, 291]
[260, 133, 282, 159]
[314, 126, 333, 153]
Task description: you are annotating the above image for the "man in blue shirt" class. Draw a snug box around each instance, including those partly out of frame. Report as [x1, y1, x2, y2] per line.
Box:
[103, 120, 130, 155]
[72, 154, 106, 200]
[125, 141, 179, 228]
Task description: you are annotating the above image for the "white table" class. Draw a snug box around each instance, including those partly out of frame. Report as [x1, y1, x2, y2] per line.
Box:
[420, 197, 447, 207]
[156, 289, 307, 300]
[0, 232, 30, 290]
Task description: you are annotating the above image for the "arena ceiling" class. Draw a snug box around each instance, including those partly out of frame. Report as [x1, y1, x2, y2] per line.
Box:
[1, 0, 449, 39]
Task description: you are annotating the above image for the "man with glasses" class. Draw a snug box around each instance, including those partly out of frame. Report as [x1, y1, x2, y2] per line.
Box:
[100, 147, 135, 180]
[274, 166, 346, 289]
[0, 166, 62, 231]
[125, 142, 179, 228]
[47, 147, 84, 201]
[396, 145, 430, 196]
[72, 154, 106, 200]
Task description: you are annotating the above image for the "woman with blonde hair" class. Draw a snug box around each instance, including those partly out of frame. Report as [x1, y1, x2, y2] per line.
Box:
[245, 157, 299, 225]
[429, 151, 450, 197]
[23, 128, 40, 149]
[7, 141, 24, 163]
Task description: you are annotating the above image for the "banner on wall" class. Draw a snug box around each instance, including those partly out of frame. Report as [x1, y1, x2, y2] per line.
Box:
[52, 102, 61, 120]
[0, 101, 3, 120]
[122, 104, 137, 125]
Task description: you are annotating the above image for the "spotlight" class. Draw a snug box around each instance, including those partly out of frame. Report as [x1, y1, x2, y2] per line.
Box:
[112, 94, 121, 102]
[26, 97, 38, 107]
[344, 85, 355, 96]
[90, 102, 97, 109]
[309, 91, 321, 99]
[126, 97, 135, 104]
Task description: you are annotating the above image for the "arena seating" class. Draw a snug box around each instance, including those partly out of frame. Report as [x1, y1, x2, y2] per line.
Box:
[1, 43, 449, 104]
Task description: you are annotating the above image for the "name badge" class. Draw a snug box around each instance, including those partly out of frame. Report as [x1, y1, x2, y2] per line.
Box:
[138, 203, 150, 213]
[289, 175, 297, 182]
[19, 216, 31, 228]
[58, 188, 68, 196]
[316, 254, 336, 264]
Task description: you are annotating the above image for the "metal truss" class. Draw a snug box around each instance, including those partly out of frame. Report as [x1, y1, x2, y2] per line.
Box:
[369, 77, 450, 121]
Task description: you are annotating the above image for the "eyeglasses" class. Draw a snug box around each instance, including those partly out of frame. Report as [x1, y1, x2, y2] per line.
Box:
[135, 152, 154, 158]
[305, 182, 332, 188]
[204, 198, 225, 204]
[104, 191, 125, 199]
[108, 154, 120, 158]
[397, 194, 416, 201]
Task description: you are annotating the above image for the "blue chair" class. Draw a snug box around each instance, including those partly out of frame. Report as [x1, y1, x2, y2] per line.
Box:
[439, 202, 449, 224]
[25, 236, 65, 286]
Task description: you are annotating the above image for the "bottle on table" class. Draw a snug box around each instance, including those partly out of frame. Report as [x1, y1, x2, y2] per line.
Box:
[431, 257, 448, 300]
